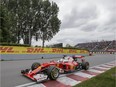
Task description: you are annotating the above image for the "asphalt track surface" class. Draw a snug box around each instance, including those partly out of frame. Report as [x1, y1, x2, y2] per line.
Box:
[0, 54, 115, 87]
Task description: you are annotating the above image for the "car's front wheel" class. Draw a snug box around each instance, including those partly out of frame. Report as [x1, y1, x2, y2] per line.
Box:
[47, 66, 59, 80]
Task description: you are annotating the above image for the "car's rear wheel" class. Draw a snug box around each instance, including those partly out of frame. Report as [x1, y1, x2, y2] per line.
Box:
[82, 62, 89, 70]
[31, 62, 41, 70]
[75, 63, 82, 70]
[47, 66, 59, 80]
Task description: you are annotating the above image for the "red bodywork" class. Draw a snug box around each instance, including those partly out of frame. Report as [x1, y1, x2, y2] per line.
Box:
[21, 55, 85, 81]
[22, 62, 57, 81]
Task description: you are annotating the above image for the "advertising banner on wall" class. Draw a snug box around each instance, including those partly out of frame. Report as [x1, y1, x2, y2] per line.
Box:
[0, 46, 89, 54]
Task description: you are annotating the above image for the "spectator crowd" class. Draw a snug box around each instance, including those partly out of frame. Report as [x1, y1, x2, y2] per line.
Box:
[75, 40, 116, 52]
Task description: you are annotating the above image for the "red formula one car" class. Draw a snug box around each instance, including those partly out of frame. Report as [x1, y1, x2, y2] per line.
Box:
[21, 55, 89, 82]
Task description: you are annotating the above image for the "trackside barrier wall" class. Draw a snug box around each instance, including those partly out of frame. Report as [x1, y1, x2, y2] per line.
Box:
[0, 46, 89, 60]
[91, 52, 115, 54]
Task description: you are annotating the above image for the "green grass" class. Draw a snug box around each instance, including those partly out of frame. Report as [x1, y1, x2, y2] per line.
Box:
[73, 67, 116, 87]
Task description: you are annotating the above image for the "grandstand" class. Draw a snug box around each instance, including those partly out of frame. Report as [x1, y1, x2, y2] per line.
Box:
[75, 40, 116, 52]
[46, 43, 63, 48]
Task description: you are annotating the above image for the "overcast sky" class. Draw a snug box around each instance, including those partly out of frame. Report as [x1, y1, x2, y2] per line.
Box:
[32, 0, 116, 46]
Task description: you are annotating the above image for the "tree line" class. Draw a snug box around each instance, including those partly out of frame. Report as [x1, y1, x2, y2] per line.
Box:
[0, 0, 61, 47]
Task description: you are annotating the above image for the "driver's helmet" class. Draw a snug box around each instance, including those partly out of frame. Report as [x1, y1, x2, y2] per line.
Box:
[64, 56, 74, 62]
[63, 55, 67, 59]
[72, 55, 78, 61]
[58, 56, 73, 62]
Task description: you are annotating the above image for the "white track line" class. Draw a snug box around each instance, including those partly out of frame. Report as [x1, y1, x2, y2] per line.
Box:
[88, 69, 104, 73]
[27, 83, 46, 87]
[93, 66, 111, 70]
[105, 64, 115, 66]
[57, 76, 81, 86]
[15, 82, 36, 87]
[15, 61, 114, 87]
[74, 72, 95, 78]
[100, 64, 114, 68]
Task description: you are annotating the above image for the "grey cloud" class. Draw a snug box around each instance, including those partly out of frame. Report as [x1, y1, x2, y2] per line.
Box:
[81, 24, 98, 32]
[39, 0, 116, 46]
[106, 16, 116, 26]
[100, 24, 116, 32]
[61, 5, 98, 29]
[97, 34, 115, 41]
[57, 38, 90, 45]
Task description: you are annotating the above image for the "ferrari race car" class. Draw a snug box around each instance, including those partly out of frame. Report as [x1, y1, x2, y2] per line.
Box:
[21, 55, 89, 82]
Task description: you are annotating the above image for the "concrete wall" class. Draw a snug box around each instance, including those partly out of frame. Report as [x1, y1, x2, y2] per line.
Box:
[0, 46, 89, 60]
[0, 54, 88, 60]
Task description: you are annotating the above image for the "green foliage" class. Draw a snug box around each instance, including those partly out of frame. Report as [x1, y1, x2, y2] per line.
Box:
[36, 0, 61, 47]
[0, 4, 17, 43]
[1, 0, 61, 46]
[0, 42, 30, 47]
[74, 67, 116, 87]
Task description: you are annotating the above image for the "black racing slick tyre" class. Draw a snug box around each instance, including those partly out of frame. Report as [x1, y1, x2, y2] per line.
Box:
[21, 69, 30, 74]
[47, 66, 59, 80]
[82, 62, 89, 70]
[21, 70, 25, 74]
[31, 62, 41, 70]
